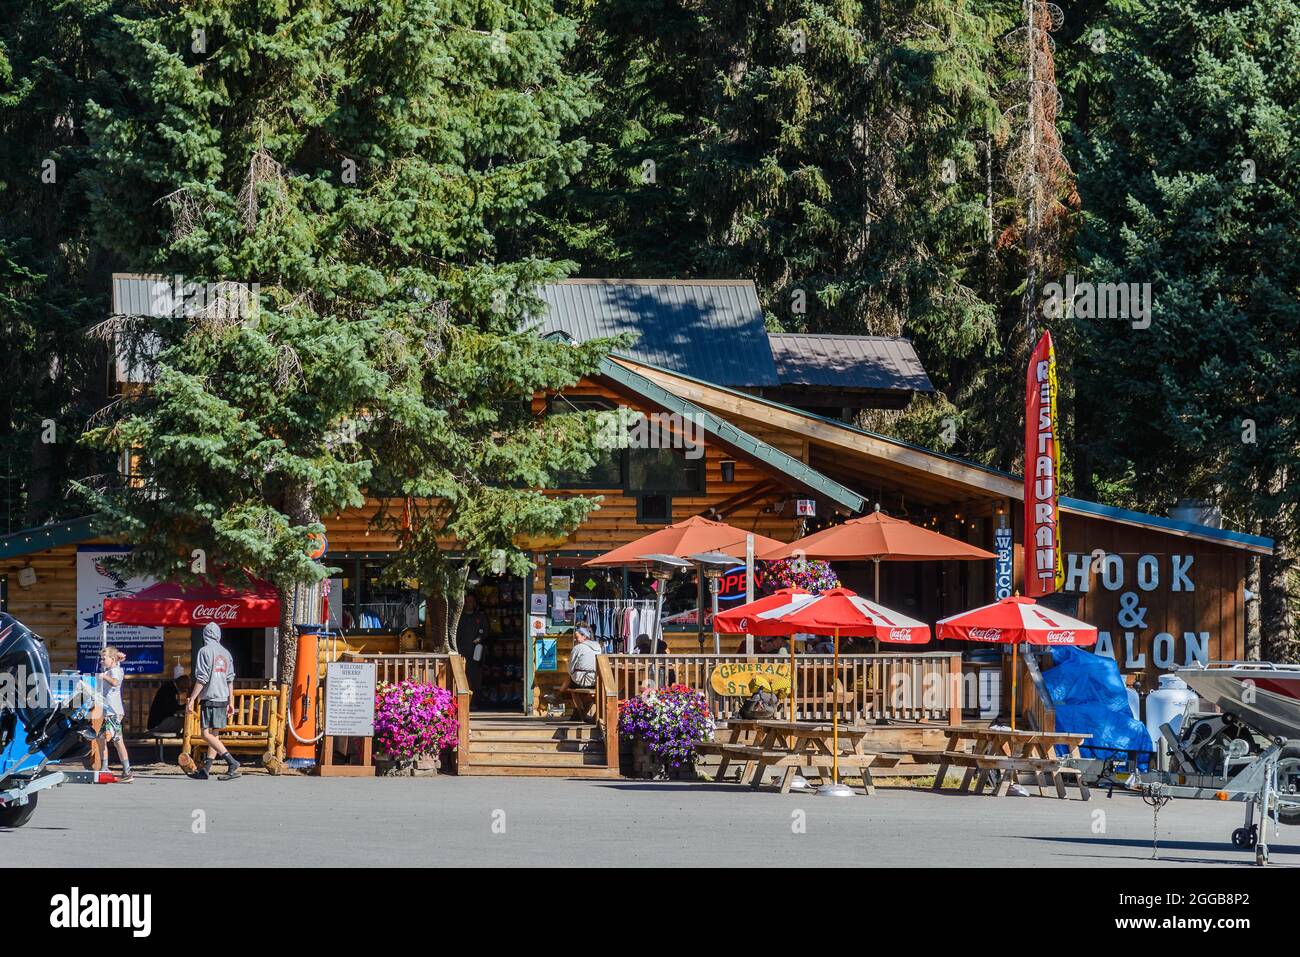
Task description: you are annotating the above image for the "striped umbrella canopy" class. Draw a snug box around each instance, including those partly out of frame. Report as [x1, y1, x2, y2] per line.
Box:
[716, 587, 931, 644]
[937, 596, 1097, 646]
[937, 595, 1096, 730]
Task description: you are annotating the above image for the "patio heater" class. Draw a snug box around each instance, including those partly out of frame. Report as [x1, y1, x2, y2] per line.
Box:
[636, 554, 690, 682]
[690, 551, 737, 655]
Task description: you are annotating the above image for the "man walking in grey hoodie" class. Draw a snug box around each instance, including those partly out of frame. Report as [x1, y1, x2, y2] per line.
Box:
[186, 622, 241, 780]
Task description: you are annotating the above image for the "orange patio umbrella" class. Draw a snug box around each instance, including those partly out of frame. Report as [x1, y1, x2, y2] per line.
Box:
[760, 509, 995, 601]
[583, 515, 786, 566]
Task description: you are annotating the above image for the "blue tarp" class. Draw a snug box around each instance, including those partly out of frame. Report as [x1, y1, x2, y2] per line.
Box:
[1042, 646, 1152, 770]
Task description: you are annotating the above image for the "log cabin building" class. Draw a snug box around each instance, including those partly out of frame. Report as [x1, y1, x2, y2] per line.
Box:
[0, 278, 1273, 727]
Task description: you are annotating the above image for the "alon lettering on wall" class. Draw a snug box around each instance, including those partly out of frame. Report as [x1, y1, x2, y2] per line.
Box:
[1063, 551, 1211, 672]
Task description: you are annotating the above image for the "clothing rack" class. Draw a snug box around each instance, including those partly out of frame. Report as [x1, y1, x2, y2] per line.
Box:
[573, 598, 659, 653]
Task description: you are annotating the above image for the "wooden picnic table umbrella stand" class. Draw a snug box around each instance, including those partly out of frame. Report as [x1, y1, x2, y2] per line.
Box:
[936, 595, 1098, 730]
[716, 588, 931, 796]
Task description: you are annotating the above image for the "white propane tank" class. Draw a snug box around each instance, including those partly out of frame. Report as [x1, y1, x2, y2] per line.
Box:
[1145, 674, 1198, 752]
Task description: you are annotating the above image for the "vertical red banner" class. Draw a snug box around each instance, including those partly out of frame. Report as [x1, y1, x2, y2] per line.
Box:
[1024, 331, 1063, 597]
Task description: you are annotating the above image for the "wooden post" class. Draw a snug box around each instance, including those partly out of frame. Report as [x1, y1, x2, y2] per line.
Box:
[948, 653, 963, 727]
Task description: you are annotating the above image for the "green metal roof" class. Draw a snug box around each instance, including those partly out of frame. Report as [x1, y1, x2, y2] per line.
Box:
[0, 515, 105, 560]
[596, 356, 866, 513]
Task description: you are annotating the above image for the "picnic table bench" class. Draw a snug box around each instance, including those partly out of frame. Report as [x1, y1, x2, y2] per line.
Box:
[701, 718, 900, 795]
[912, 727, 1091, 800]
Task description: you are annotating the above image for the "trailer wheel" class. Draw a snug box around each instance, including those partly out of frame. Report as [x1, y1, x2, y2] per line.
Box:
[1231, 825, 1257, 849]
[0, 792, 37, 828]
[1278, 743, 1300, 827]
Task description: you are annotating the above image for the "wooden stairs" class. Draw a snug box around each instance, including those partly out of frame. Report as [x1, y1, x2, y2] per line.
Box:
[458, 714, 622, 778]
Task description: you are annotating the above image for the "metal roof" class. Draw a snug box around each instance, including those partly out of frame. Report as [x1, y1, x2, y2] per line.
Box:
[0, 515, 105, 559]
[612, 357, 1275, 555]
[767, 333, 933, 392]
[534, 280, 780, 388]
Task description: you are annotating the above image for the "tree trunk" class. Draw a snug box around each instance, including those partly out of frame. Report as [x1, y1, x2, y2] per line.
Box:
[1261, 525, 1298, 664]
[1245, 552, 1262, 660]
[276, 480, 317, 688]
[446, 567, 468, 653]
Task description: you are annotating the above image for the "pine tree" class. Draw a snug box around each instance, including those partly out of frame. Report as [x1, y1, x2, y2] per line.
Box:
[1074, 0, 1300, 660]
[75, 0, 609, 681]
[0, 2, 120, 529]
[525, 0, 1048, 464]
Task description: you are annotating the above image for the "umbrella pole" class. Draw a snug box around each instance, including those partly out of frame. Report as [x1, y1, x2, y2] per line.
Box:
[789, 636, 797, 720]
[872, 559, 881, 654]
[1011, 642, 1018, 732]
[832, 627, 840, 785]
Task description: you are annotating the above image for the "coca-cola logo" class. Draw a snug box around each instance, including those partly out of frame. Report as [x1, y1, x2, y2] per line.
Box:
[1045, 630, 1075, 644]
[969, 627, 1002, 641]
[738, 617, 749, 631]
[888, 628, 914, 642]
[193, 603, 239, 622]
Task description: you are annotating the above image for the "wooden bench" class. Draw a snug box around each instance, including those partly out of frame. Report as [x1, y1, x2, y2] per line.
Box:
[177, 687, 288, 774]
[921, 749, 1090, 800]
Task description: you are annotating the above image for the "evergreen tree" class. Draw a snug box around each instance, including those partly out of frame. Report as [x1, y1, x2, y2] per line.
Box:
[75, 0, 609, 681]
[1074, 0, 1300, 659]
[0, 2, 120, 529]
[528, 0, 1032, 464]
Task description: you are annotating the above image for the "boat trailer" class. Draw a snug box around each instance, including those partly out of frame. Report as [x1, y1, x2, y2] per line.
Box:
[1127, 662, 1300, 865]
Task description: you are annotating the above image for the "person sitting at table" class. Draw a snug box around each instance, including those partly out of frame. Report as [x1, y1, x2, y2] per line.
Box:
[558, 626, 600, 719]
[805, 634, 835, 654]
[735, 634, 785, 654]
[147, 673, 194, 735]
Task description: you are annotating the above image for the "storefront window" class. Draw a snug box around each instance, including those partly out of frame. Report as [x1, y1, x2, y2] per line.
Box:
[330, 557, 422, 633]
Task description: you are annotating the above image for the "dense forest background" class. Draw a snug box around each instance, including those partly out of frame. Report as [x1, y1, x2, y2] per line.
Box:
[1, 0, 1296, 658]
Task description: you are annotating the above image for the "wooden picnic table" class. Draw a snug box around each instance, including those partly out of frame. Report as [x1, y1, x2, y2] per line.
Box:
[912, 726, 1091, 800]
[697, 718, 899, 795]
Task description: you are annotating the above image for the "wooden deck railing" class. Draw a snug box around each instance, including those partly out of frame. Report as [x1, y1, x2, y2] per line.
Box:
[605, 653, 963, 725]
[346, 652, 472, 770]
[594, 655, 620, 767]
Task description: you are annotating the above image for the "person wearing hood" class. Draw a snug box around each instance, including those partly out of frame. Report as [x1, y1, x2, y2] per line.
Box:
[185, 622, 241, 780]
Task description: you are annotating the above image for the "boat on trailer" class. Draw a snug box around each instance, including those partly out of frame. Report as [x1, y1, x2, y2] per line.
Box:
[1128, 660, 1300, 865]
[1176, 661, 1300, 742]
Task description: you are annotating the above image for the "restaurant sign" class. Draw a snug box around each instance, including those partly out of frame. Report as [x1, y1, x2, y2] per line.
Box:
[1024, 331, 1064, 597]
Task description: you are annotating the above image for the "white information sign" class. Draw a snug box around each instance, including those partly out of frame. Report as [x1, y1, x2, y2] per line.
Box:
[325, 662, 376, 737]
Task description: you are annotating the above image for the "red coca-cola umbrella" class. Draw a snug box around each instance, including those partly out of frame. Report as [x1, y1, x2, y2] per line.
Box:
[103, 578, 280, 628]
[937, 595, 1096, 730]
[716, 588, 930, 644]
[715, 587, 931, 796]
